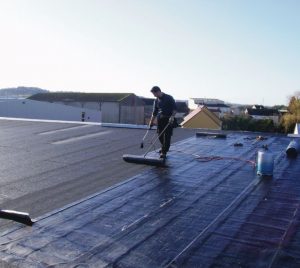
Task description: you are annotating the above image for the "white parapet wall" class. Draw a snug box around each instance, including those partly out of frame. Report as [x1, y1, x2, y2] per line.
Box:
[0, 99, 101, 122]
[288, 123, 300, 138]
[295, 123, 300, 134]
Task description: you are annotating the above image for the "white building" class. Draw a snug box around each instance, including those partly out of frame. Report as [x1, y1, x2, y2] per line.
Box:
[188, 98, 231, 117]
[245, 108, 280, 124]
[0, 99, 101, 122]
[29, 93, 145, 124]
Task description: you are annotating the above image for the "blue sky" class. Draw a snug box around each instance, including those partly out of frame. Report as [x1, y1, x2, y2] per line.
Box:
[0, 0, 299, 105]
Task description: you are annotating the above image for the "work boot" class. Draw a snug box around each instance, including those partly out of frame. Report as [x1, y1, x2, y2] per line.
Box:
[160, 153, 166, 159]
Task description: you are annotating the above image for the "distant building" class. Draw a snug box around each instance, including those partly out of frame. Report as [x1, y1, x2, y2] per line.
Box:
[189, 98, 231, 117]
[175, 101, 190, 123]
[29, 93, 145, 124]
[188, 98, 222, 109]
[181, 105, 222, 130]
[278, 109, 288, 117]
[0, 99, 101, 122]
[252, 105, 265, 109]
[245, 108, 280, 124]
[231, 106, 244, 116]
[141, 98, 156, 125]
[204, 107, 221, 118]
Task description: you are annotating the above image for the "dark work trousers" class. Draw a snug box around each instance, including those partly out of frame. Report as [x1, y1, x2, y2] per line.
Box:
[157, 117, 173, 154]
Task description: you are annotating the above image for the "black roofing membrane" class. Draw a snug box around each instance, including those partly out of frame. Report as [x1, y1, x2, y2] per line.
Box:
[0, 133, 299, 267]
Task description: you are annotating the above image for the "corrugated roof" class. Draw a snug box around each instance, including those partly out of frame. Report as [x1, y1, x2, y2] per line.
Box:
[0, 122, 299, 267]
[29, 92, 134, 102]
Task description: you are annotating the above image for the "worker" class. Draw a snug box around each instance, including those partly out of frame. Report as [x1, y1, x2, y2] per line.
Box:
[149, 86, 177, 159]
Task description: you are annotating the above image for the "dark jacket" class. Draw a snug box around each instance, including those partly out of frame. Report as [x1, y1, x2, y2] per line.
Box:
[152, 93, 177, 118]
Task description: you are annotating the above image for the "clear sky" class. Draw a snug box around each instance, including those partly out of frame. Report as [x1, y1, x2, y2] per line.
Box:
[0, 0, 299, 106]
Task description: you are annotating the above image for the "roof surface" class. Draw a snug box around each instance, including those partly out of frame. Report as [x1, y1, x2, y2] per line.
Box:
[29, 92, 134, 102]
[0, 124, 299, 267]
[0, 119, 196, 229]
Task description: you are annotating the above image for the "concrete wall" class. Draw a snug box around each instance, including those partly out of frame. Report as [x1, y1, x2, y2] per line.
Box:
[119, 95, 144, 124]
[102, 102, 120, 123]
[55, 101, 120, 123]
[120, 105, 144, 124]
[49, 99, 144, 124]
[0, 99, 101, 122]
[56, 101, 101, 110]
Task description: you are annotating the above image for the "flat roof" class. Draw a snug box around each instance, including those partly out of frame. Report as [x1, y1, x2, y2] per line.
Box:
[29, 92, 134, 102]
[0, 119, 196, 225]
[0, 120, 299, 267]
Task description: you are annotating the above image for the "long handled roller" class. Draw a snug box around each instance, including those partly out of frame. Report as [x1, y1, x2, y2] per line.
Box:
[0, 209, 34, 226]
[140, 119, 155, 148]
[123, 122, 171, 166]
[140, 128, 150, 149]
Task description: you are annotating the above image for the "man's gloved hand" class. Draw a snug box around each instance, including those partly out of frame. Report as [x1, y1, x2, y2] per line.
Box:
[169, 116, 174, 124]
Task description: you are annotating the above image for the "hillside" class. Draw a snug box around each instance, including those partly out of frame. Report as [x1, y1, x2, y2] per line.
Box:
[0, 86, 49, 98]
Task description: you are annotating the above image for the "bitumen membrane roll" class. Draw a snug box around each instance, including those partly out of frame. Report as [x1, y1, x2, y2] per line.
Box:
[123, 154, 166, 167]
[196, 132, 227, 138]
[0, 210, 34, 226]
[286, 140, 300, 158]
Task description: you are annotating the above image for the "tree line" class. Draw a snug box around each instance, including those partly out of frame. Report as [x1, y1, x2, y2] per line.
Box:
[221, 92, 300, 133]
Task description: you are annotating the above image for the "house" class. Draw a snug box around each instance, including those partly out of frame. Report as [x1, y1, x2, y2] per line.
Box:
[0, 118, 299, 267]
[29, 92, 145, 125]
[231, 105, 245, 116]
[181, 105, 222, 129]
[252, 104, 265, 109]
[188, 98, 224, 109]
[204, 103, 231, 117]
[189, 98, 231, 117]
[245, 107, 280, 124]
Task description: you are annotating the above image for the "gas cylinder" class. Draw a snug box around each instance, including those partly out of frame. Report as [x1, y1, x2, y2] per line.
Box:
[256, 150, 274, 176]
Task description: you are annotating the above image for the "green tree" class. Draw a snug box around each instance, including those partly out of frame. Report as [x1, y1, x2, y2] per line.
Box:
[281, 92, 300, 133]
[221, 115, 277, 132]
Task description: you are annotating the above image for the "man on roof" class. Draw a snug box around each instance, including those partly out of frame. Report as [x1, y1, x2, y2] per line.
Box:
[149, 86, 177, 159]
